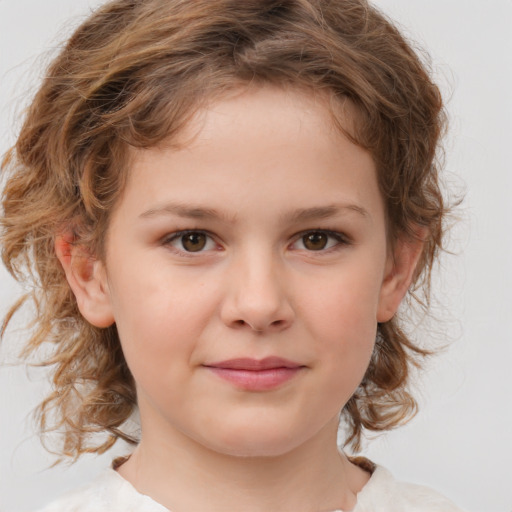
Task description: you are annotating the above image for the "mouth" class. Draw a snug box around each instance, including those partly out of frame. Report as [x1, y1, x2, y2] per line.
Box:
[203, 357, 306, 391]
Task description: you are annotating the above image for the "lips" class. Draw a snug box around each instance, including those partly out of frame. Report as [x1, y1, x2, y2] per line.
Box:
[203, 357, 305, 391]
[207, 357, 302, 371]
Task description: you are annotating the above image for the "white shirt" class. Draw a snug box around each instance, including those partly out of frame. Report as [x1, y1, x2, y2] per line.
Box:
[37, 465, 464, 512]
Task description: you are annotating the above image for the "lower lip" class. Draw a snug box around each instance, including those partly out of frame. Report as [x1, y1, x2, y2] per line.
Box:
[206, 367, 303, 391]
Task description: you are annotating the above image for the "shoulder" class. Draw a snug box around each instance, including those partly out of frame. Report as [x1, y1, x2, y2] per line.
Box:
[356, 465, 465, 512]
[36, 470, 169, 512]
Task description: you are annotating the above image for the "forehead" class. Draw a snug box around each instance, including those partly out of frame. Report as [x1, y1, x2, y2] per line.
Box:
[136, 83, 362, 151]
[131, 84, 365, 174]
[118, 85, 382, 227]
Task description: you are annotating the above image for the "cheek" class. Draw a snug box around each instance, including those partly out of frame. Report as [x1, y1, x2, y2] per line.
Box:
[298, 264, 382, 387]
[106, 263, 220, 377]
[302, 265, 383, 341]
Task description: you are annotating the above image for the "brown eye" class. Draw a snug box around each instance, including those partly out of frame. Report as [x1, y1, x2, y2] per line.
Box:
[302, 231, 328, 251]
[165, 230, 218, 254]
[181, 232, 207, 252]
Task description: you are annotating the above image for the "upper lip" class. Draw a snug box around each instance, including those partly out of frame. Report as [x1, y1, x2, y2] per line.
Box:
[204, 357, 303, 371]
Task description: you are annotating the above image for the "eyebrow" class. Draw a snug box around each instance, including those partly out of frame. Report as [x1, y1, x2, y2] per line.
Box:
[139, 202, 236, 222]
[283, 204, 370, 223]
[139, 202, 370, 223]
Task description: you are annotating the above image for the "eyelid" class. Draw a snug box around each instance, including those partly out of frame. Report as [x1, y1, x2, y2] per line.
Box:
[159, 228, 351, 255]
[289, 229, 352, 251]
[161, 229, 221, 254]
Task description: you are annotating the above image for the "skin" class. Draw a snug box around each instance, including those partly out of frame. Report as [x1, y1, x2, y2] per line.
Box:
[58, 85, 423, 511]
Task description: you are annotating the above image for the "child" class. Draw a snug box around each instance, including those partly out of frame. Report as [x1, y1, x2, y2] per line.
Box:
[1, 0, 464, 510]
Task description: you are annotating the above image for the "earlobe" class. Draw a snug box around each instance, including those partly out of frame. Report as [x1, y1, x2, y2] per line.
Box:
[377, 230, 426, 323]
[55, 234, 115, 328]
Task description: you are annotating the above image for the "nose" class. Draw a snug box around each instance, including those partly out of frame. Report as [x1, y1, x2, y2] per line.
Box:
[220, 251, 295, 333]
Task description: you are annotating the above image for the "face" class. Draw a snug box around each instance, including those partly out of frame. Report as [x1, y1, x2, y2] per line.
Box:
[81, 86, 410, 457]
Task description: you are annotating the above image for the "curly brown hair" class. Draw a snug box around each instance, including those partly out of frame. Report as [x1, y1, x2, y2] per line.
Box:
[1, 0, 447, 459]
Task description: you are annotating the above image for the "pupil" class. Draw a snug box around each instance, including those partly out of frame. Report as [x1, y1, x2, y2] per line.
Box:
[182, 233, 206, 252]
[304, 232, 327, 250]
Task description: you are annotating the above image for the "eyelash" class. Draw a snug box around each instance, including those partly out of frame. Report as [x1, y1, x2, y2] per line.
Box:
[161, 229, 351, 255]
[162, 230, 219, 255]
[290, 229, 351, 253]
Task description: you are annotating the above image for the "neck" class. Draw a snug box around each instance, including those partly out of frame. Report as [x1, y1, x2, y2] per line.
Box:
[117, 415, 369, 512]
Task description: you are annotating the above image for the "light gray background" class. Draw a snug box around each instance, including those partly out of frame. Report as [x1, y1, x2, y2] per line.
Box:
[1, 1, 511, 511]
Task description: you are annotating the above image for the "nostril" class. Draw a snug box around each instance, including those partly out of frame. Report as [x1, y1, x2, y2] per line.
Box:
[222, 295, 295, 332]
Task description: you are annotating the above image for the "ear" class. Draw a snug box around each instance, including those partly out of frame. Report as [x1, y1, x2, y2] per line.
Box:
[377, 228, 427, 323]
[55, 233, 115, 328]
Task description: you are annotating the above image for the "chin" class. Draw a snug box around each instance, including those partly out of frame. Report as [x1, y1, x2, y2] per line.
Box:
[197, 422, 314, 459]
[213, 440, 301, 459]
